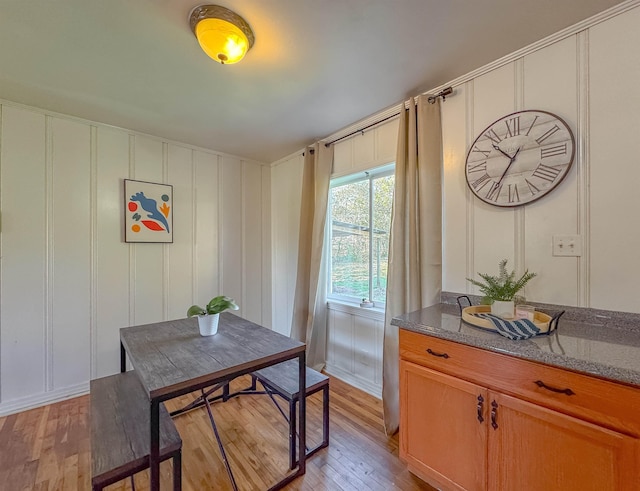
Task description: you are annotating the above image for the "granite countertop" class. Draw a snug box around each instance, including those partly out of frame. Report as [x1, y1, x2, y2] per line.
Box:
[392, 303, 640, 388]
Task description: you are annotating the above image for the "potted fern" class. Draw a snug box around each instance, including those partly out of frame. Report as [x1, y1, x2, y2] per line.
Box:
[187, 295, 239, 336]
[467, 259, 536, 318]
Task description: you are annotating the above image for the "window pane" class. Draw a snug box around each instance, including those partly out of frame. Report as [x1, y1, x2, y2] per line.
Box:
[330, 180, 370, 300]
[372, 175, 394, 303]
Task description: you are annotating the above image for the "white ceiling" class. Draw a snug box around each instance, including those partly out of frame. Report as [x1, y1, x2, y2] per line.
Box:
[0, 0, 626, 163]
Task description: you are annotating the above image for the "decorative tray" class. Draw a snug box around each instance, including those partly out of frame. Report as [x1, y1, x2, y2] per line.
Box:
[461, 305, 554, 334]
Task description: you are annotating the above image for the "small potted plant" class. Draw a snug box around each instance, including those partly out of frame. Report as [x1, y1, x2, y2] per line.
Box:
[187, 295, 239, 336]
[466, 259, 536, 318]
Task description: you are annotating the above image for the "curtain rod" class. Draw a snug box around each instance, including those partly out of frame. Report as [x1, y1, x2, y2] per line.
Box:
[324, 112, 400, 147]
[324, 87, 453, 147]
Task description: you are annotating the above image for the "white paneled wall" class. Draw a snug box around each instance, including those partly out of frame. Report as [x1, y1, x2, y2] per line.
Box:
[443, 4, 640, 313]
[326, 303, 384, 398]
[270, 153, 304, 335]
[589, 6, 640, 311]
[0, 101, 270, 415]
[332, 118, 398, 177]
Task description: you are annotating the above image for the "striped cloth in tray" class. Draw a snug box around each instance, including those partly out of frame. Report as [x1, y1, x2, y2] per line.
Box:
[473, 313, 540, 340]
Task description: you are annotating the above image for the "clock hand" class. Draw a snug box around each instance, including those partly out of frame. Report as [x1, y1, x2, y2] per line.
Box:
[492, 144, 514, 160]
[496, 147, 521, 185]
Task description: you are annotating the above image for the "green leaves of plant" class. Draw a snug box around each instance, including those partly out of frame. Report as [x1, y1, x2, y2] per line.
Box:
[206, 295, 239, 315]
[187, 305, 206, 317]
[186, 295, 239, 317]
[466, 259, 536, 302]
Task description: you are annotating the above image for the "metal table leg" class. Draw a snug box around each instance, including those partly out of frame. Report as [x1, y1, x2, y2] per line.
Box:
[201, 388, 239, 491]
[150, 399, 160, 491]
[120, 342, 126, 373]
[297, 351, 306, 477]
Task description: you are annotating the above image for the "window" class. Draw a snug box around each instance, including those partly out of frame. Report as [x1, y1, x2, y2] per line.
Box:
[328, 164, 394, 307]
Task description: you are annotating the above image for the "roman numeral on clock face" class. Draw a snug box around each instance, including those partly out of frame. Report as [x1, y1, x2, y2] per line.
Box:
[484, 129, 502, 145]
[471, 173, 492, 191]
[486, 181, 502, 201]
[541, 143, 567, 159]
[508, 184, 520, 203]
[532, 163, 562, 182]
[471, 146, 491, 158]
[468, 161, 487, 173]
[525, 115, 539, 136]
[525, 178, 541, 195]
[535, 124, 561, 144]
[504, 116, 520, 138]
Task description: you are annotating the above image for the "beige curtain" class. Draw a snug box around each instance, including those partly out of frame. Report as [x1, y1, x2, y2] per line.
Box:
[383, 95, 443, 434]
[290, 142, 334, 370]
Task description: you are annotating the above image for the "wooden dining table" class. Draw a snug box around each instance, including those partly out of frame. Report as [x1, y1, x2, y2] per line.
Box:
[119, 312, 307, 491]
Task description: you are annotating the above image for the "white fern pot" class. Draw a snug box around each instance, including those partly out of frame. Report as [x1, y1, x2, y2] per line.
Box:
[197, 313, 220, 336]
[491, 300, 515, 318]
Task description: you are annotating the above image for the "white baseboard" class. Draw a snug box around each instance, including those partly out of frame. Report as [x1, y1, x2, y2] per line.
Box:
[324, 364, 382, 399]
[0, 382, 89, 417]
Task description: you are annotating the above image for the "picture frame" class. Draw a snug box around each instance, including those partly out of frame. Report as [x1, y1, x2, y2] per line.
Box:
[124, 179, 173, 243]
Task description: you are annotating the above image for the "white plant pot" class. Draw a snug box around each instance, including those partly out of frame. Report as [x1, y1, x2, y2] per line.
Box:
[197, 313, 220, 336]
[491, 300, 514, 318]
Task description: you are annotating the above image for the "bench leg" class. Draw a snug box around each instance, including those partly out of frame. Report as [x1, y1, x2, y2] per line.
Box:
[321, 384, 330, 449]
[120, 342, 127, 373]
[289, 399, 296, 470]
[222, 382, 230, 402]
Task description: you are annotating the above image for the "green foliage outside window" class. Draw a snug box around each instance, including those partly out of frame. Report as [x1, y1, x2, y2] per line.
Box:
[329, 169, 394, 304]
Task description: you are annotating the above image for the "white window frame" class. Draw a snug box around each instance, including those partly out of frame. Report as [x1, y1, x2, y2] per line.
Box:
[327, 163, 395, 309]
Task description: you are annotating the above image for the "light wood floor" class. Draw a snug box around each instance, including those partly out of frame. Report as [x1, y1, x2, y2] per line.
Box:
[0, 375, 435, 491]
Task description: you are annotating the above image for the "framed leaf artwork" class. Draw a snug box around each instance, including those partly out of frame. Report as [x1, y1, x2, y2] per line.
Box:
[124, 179, 173, 243]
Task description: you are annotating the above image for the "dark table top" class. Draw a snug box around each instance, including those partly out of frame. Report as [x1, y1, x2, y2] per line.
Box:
[120, 313, 305, 400]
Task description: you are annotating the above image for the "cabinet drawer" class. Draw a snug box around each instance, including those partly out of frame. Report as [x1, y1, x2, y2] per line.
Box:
[400, 329, 640, 436]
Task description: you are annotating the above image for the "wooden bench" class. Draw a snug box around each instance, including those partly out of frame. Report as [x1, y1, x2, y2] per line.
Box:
[90, 371, 182, 491]
[251, 360, 329, 469]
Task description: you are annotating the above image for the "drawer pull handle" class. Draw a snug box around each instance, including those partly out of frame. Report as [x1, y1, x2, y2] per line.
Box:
[477, 395, 484, 423]
[490, 400, 498, 430]
[426, 348, 449, 359]
[535, 380, 575, 396]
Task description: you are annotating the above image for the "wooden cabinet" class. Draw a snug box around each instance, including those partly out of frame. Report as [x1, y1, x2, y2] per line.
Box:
[399, 330, 640, 491]
[488, 392, 637, 491]
[401, 361, 487, 490]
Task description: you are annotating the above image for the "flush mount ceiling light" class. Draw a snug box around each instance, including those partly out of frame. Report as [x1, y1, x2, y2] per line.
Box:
[189, 4, 254, 65]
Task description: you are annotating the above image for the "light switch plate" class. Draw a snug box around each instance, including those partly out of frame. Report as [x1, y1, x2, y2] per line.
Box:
[552, 235, 582, 257]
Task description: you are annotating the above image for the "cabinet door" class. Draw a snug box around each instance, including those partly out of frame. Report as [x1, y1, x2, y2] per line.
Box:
[400, 360, 488, 491]
[488, 392, 640, 491]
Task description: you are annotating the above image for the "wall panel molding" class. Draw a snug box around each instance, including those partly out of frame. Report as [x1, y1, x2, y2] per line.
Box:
[241, 161, 247, 318]
[465, 80, 475, 289]
[162, 142, 169, 321]
[128, 135, 136, 326]
[0, 104, 3, 402]
[90, 125, 98, 379]
[577, 30, 591, 307]
[191, 149, 198, 305]
[44, 114, 54, 392]
[514, 58, 525, 277]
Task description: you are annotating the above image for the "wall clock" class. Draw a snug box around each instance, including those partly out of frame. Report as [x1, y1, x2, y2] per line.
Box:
[465, 110, 575, 207]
